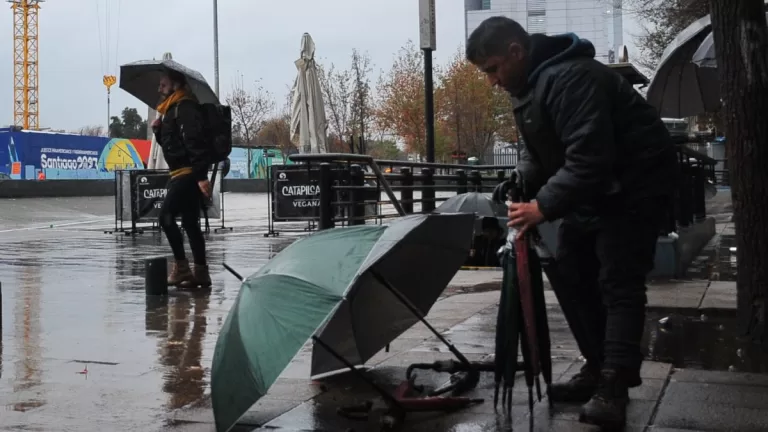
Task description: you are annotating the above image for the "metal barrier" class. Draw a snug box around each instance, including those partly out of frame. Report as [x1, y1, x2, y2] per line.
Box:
[265, 154, 514, 234]
[265, 148, 717, 235]
[674, 145, 717, 231]
[107, 169, 223, 236]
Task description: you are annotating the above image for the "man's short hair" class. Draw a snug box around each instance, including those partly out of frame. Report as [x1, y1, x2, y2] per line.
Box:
[466, 16, 531, 65]
[165, 69, 188, 87]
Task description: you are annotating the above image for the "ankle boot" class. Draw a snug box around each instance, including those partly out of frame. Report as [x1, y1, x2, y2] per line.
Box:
[180, 264, 212, 289]
[168, 259, 193, 286]
[193, 264, 212, 288]
[579, 369, 630, 430]
[549, 363, 600, 403]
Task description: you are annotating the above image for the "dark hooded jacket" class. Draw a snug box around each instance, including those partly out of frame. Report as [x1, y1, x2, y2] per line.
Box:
[512, 33, 678, 222]
[155, 96, 210, 181]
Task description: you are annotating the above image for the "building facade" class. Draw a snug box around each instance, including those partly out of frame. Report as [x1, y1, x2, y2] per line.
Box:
[465, 0, 623, 64]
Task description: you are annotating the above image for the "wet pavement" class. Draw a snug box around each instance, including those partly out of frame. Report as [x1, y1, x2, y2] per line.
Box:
[0, 194, 298, 431]
[3, 189, 766, 431]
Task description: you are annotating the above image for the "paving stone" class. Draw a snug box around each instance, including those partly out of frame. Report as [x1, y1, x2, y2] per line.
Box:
[641, 361, 673, 380]
[672, 369, 768, 387]
[630, 378, 666, 401]
[700, 281, 737, 310]
[647, 281, 709, 309]
[653, 399, 768, 432]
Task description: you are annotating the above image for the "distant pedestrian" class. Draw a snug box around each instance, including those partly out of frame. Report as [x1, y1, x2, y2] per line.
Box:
[467, 17, 678, 429]
[152, 70, 212, 289]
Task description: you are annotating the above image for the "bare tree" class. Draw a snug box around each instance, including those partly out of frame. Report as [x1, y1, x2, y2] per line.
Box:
[318, 62, 353, 141]
[625, 0, 709, 72]
[318, 50, 375, 152]
[76, 125, 106, 136]
[225, 76, 276, 147]
[349, 49, 374, 152]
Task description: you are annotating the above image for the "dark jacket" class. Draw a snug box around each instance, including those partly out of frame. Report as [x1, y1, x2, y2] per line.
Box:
[513, 33, 678, 222]
[156, 98, 209, 181]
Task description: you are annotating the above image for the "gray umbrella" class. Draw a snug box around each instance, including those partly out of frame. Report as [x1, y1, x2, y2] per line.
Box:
[434, 192, 507, 218]
[646, 15, 721, 118]
[119, 59, 219, 107]
[692, 12, 768, 68]
[310, 212, 475, 375]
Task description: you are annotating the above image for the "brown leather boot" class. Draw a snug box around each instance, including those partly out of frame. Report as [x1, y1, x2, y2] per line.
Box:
[180, 264, 212, 290]
[168, 259, 194, 286]
[193, 264, 212, 288]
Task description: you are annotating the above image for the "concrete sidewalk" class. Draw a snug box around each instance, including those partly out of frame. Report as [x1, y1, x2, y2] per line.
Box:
[168, 268, 756, 432]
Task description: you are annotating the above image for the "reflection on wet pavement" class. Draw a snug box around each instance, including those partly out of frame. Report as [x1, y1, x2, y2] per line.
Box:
[0, 194, 296, 431]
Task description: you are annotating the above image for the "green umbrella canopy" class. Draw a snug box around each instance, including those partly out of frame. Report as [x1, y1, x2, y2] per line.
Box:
[211, 213, 474, 432]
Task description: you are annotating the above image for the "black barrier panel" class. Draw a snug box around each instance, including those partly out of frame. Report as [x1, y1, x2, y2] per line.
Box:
[272, 168, 321, 220]
[134, 171, 171, 222]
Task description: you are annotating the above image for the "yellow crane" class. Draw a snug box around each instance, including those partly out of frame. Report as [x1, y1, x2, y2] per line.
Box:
[9, 0, 42, 130]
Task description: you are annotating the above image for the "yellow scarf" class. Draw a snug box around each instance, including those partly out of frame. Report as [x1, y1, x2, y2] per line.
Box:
[156, 89, 190, 115]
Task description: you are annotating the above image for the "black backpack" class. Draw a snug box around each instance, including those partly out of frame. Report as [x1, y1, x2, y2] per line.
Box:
[173, 102, 232, 164]
[199, 103, 232, 164]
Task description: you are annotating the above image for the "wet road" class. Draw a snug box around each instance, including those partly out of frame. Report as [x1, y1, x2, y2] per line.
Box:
[0, 194, 297, 431]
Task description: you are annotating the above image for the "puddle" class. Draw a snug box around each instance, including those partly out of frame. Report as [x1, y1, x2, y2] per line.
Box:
[643, 309, 768, 373]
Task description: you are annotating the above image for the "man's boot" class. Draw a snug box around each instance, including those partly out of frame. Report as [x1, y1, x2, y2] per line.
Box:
[548, 363, 600, 403]
[579, 369, 630, 430]
[168, 259, 194, 286]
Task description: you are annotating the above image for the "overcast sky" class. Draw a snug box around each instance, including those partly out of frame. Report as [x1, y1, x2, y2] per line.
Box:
[0, 0, 644, 132]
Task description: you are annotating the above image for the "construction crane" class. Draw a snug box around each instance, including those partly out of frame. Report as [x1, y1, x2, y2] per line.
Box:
[9, 0, 42, 130]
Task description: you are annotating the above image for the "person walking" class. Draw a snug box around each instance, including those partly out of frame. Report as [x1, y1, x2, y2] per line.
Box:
[467, 17, 678, 429]
[152, 70, 212, 289]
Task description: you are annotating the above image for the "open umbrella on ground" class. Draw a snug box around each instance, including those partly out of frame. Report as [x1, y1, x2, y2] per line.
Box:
[119, 58, 219, 108]
[646, 14, 721, 118]
[211, 213, 475, 432]
[434, 192, 507, 218]
[291, 33, 328, 154]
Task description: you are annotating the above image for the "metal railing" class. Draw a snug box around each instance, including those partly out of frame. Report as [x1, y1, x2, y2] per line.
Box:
[266, 148, 717, 235]
[288, 153, 514, 230]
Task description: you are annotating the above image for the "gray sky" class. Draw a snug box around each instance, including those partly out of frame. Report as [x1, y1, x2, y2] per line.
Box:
[0, 0, 644, 132]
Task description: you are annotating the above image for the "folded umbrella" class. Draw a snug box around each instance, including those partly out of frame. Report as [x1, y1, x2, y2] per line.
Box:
[211, 213, 475, 432]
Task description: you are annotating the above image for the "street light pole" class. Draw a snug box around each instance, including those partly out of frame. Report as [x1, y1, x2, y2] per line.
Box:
[213, 0, 220, 98]
[419, 0, 436, 163]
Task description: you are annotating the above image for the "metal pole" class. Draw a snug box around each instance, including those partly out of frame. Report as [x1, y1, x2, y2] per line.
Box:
[423, 48, 435, 163]
[107, 88, 111, 137]
[213, 0, 220, 98]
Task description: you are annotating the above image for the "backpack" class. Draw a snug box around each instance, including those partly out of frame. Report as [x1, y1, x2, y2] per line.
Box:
[199, 103, 233, 164]
[172, 102, 233, 164]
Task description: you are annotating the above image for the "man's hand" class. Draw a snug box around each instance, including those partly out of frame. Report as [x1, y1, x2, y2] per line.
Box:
[198, 180, 212, 199]
[507, 201, 544, 239]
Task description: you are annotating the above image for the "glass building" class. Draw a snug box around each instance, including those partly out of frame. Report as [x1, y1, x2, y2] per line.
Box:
[465, 0, 624, 64]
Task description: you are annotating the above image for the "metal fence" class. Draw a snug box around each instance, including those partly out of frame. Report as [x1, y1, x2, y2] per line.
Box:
[266, 146, 717, 236]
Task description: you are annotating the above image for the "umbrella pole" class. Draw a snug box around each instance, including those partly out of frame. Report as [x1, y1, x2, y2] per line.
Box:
[311, 335, 405, 411]
[222, 263, 243, 281]
[371, 271, 473, 367]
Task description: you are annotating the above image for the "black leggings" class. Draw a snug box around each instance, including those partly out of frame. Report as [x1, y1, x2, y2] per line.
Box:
[158, 175, 206, 265]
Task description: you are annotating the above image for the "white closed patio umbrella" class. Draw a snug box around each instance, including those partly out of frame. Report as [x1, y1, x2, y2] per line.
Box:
[290, 33, 328, 154]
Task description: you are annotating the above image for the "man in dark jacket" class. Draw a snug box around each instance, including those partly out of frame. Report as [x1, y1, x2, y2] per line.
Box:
[153, 70, 212, 289]
[467, 17, 678, 429]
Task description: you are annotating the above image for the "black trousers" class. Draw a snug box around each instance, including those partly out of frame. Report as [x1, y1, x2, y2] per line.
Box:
[553, 197, 667, 377]
[158, 174, 206, 265]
